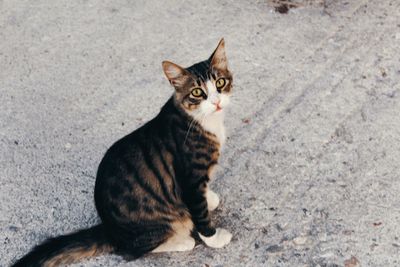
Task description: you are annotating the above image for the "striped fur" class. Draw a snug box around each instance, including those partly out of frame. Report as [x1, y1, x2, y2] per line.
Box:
[12, 225, 112, 267]
[12, 38, 232, 266]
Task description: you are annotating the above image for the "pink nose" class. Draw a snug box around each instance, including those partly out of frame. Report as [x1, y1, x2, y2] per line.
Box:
[214, 100, 222, 110]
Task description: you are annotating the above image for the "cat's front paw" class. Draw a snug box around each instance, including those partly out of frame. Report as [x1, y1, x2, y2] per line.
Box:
[206, 189, 220, 211]
[199, 228, 232, 248]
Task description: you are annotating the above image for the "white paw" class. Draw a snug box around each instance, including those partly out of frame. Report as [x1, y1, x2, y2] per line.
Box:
[199, 228, 232, 248]
[152, 237, 195, 253]
[174, 238, 196, 251]
[206, 189, 220, 211]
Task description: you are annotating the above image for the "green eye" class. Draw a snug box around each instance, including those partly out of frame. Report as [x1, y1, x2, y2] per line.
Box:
[216, 78, 226, 89]
[191, 88, 204, 97]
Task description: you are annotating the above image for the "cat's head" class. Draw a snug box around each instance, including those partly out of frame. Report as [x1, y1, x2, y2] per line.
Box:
[162, 39, 232, 118]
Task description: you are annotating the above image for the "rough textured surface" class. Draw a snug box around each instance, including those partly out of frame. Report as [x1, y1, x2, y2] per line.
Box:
[1, 0, 400, 266]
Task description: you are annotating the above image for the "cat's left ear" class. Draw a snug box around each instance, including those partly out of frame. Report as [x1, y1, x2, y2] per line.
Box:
[209, 38, 228, 70]
[162, 61, 189, 88]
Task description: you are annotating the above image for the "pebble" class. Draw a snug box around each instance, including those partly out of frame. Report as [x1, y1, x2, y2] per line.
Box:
[293, 236, 308, 245]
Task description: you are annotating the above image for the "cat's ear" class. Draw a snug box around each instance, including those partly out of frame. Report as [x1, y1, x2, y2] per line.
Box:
[162, 61, 189, 88]
[209, 38, 228, 70]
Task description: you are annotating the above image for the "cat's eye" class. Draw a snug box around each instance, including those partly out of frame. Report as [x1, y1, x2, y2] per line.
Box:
[191, 88, 204, 97]
[216, 78, 226, 90]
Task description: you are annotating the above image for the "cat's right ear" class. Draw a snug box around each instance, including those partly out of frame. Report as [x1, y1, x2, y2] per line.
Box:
[162, 61, 188, 88]
[209, 38, 228, 71]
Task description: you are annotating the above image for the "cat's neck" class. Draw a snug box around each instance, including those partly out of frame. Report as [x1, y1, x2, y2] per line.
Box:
[198, 111, 226, 146]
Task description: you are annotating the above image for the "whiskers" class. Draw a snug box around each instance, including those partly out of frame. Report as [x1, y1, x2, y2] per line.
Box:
[183, 111, 205, 145]
[227, 94, 238, 106]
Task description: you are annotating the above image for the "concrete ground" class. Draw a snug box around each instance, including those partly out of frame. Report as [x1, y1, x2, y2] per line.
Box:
[1, 0, 400, 266]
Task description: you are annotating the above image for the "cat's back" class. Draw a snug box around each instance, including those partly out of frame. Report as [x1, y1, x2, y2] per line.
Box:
[95, 98, 181, 187]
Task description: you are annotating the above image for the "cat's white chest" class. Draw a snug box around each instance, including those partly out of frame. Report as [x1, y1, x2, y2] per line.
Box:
[200, 111, 226, 146]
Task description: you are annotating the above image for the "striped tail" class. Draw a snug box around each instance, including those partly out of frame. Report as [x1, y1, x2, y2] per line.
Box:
[12, 224, 113, 267]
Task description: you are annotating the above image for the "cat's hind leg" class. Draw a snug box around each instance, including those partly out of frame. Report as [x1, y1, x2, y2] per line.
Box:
[152, 218, 195, 253]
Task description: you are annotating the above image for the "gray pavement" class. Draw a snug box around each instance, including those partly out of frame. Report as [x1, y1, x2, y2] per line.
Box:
[1, 0, 400, 266]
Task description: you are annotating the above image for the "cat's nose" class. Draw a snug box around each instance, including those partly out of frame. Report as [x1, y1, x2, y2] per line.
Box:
[213, 100, 222, 111]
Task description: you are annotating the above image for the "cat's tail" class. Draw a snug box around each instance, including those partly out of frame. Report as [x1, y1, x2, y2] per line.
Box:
[11, 224, 113, 267]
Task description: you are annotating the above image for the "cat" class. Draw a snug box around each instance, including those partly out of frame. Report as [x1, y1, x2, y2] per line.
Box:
[12, 38, 233, 267]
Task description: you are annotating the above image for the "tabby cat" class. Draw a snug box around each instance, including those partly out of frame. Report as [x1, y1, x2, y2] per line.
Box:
[13, 38, 233, 267]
